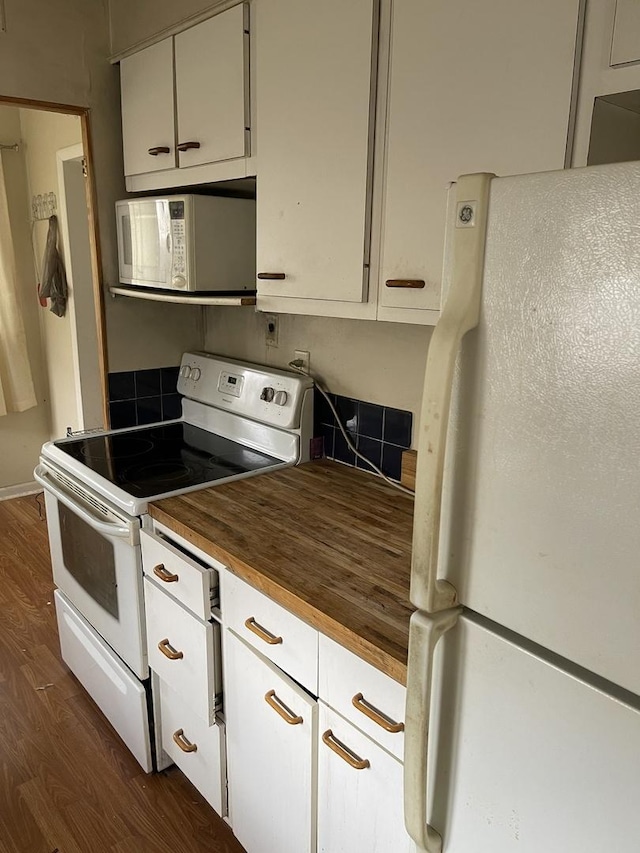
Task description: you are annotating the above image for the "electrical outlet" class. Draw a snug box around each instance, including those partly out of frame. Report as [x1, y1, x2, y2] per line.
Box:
[294, 350, 310, 374]
[265, 314, 278, 347]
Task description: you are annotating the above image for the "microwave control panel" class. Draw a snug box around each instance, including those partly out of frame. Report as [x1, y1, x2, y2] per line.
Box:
[169, 200, 187, 287]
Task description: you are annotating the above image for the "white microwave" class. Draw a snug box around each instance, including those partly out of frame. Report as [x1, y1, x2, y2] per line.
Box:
[115, 194, 256, 292]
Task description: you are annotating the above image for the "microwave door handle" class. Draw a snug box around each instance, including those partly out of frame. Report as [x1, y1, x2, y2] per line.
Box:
[34, 465, 132, 539]
[166, 232, 171, 254]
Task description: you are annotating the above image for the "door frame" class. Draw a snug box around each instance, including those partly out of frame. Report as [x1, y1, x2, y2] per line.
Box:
[0, 94, 109, 428]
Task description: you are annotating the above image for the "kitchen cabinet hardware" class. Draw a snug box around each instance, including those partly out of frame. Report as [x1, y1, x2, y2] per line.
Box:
[147, 146, 171, 156]
[385, 279, 426, 289]
[177, 141, 201, 151]
[158, 638, 184, 660]
[244, 616, 283, 645]
[351, 692, 404, 733]
[321, 729, 370, 770]
[257, 272, 286, 280]
[153, 563, 179, 583]
[172, 728, 198, 753]
[264, 689, 303, 725]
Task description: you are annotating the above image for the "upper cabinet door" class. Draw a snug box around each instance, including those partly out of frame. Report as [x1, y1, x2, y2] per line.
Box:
[256, 0, 377, 303]
[376, 0, 582, 320]
[120, 39, 176, 177]
[175, 5, 248, 169]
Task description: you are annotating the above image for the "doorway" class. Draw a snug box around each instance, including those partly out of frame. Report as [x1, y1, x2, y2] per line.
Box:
[0, 98, 107, 495]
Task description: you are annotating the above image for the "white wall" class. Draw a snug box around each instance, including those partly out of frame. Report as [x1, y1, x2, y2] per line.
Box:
[205, 309, 432, 442]
[0, 107, 51, 488]
[0, 0, 203, 376]
[109, 0, 223, 54]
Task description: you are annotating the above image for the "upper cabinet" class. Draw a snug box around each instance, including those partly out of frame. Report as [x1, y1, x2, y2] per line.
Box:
[120, 4, 250, 192]
[374, 0, 583, 325]
[120, 39, 176, 177]
[116, 0, 586, 323]
[254, 0, 377, 307]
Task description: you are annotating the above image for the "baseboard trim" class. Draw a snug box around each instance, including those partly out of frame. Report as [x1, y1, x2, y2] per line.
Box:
[0, 481, 40, 501]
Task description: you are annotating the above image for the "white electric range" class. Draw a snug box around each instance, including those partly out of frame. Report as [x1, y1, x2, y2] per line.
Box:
[35, 352, 314, 771]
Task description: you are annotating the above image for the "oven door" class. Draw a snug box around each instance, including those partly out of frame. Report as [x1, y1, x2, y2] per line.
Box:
[35, 464, 147, 679]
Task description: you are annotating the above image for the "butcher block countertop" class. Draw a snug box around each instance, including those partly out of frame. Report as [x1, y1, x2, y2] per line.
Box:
[149, 459, 415, 685]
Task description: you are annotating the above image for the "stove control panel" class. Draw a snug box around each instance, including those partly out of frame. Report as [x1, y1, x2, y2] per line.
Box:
[219, 371, 244, 398]
[178, 352, 313, 430]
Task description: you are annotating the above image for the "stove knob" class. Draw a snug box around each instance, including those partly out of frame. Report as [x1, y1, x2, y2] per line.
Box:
[274, 390, 288, 406]
[180, 365, 192, 379]
[191, 367, 201, 381]
[260, 386, 275, 403]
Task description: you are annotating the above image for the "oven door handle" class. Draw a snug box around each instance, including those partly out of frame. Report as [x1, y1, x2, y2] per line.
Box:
[34, 465, 133, 540]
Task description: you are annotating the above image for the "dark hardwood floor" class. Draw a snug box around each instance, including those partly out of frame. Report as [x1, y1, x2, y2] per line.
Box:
[0, 494, 245, 853]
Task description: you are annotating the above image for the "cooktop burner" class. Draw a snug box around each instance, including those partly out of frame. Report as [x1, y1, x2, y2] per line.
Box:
[56, 422, 281, 498]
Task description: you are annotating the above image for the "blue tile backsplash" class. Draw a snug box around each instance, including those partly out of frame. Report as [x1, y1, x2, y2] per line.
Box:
[108, 366, 181, 429]
[313, 388, 412, 482]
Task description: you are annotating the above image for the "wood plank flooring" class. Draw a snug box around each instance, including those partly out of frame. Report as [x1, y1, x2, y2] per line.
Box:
[0, 494, 245, 853]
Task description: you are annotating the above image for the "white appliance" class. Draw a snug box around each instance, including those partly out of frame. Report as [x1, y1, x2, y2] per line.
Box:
[405, 165, 640, 852]
[116, 195, 256, 292]
[35, 353, 313, 772]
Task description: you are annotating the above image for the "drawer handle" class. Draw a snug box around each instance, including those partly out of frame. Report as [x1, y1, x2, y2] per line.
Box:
[172, 728, 197, 753]
[264, 689, 303, 725]
[352, 693, 405, 734]
[153, 563, 179, 583]
[158, 638, 184, 660]
[177, 141, 201, 151]
[385, 279, 426, 289]
[148, 146, 171, 156]
[257, 272, 286, 280]
[322, 729, 370, 770]
[245, 617, 283, 646]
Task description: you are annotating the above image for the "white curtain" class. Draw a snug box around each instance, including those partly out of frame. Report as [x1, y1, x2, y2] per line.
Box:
[0, 154, 36, 415]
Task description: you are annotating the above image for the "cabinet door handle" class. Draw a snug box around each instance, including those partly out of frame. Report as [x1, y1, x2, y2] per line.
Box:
[257, 272, 286, 280]
[385, 279, 426, 289]
[322, 729, 370, 770]
[153, 563, 179, 583]
[158, 638, 184, 660]
[148, 146, 171, 156]
[244, 617, 283, 645]
[172, 728, 197, 753]
[351, 693, 405, 733]
[177, 141, 201, 152]
[264, 689, 303, 725]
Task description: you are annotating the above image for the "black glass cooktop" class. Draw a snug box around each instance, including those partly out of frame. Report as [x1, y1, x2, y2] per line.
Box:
[56, 422, 281, 498]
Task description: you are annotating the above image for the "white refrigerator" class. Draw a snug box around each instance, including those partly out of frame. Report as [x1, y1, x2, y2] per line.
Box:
[405, 163, 640, 852]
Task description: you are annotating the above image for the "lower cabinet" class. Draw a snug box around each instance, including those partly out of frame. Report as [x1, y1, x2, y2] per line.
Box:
[317, 702, 415, 853]
[224, 629, 318, 853]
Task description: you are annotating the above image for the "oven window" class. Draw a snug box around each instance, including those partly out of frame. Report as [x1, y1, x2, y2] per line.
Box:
[58, 503, 119, 619]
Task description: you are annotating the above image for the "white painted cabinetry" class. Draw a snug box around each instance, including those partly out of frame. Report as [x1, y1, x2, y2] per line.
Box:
[254, 0, 378, 310]
[373, 0, 583, 325]
[141, 523, 227, 815]
[120, 4, 250, 190]
[224, 630, 318, 853]
[120, 39, 175, 177]
[317, 702, 415, 853]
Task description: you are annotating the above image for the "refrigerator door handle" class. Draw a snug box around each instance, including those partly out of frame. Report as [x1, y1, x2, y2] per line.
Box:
[411, 173, 493, 612]
[404, 607, 461, 853]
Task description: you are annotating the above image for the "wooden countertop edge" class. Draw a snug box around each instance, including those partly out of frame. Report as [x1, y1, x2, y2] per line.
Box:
[149, 503, 410, 685]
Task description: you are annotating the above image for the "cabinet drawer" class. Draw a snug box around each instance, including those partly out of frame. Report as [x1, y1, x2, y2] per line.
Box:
[222, 570, 318, 694]
[144, 577, 221, 725]
[157, 677, 227, 816]
[141, 528, 219, 620]
[319, 634, 405, 760]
